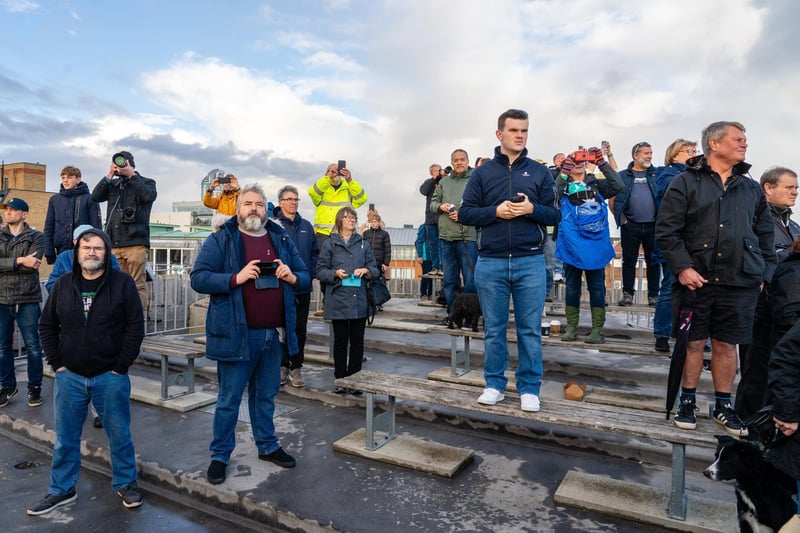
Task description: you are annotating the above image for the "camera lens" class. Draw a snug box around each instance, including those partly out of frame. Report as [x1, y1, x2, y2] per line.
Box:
[113, 154, 128, 167]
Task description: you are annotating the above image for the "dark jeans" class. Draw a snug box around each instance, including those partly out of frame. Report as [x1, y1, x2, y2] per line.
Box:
[420, 260, 432, 297]
[563, 263, 606, 308]
[653, 263, 674, 339]
[283, 293, 311, 369]
[440, 239, 478, 312]
[332, 318, 367, 379]
[620, 222, 660, 298]
[0, 303, 43, 391]
[424, 224, 441, 270]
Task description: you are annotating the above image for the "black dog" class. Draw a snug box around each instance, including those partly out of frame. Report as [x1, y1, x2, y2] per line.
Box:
[448, 292, 482, 332]
[704, 435, 796, 532]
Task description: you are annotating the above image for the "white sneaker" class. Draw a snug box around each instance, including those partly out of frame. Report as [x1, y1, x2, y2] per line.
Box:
[553, 272, 564, 282]
[520, 393, 541, 412]
[477, 388, 504, 405]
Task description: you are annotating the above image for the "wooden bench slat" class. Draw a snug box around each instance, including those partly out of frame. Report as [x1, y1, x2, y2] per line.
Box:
[335, 371, 717, 449]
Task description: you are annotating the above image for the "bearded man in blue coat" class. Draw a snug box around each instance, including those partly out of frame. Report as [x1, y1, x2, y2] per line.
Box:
[191, 183, 310, 485]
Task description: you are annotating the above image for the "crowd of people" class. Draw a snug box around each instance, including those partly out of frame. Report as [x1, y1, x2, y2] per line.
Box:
[4, 114, 799, 529]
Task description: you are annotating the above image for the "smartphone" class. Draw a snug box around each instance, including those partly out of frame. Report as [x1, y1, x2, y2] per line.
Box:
[218, 176, 230, 184]
[510, 195, 525, 203]
[369, 203, 375, 211]
[337, 160, 346, 174]
[256, 261, 277, 277]
[601, 140, 610, 151]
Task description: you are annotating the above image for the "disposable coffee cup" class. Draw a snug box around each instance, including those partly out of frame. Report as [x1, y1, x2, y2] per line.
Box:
[541, 324, 550, 337]
[550, 320, 561, 336]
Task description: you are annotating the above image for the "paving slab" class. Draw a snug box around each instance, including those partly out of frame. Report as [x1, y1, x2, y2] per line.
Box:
[555, 470, 737, 533]
[333, 428, 474, 478]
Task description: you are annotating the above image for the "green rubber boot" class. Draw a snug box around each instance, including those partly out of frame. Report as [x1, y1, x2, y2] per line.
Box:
[561, 306, 580, 341]
[584, 307, 606, 344]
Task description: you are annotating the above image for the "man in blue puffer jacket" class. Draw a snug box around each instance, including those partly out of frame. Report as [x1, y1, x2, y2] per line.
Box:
[460, 108, 560, 413]
[191, 184, 310, 485]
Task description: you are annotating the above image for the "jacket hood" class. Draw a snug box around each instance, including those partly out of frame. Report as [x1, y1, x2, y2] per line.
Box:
[72, 227, 113, 278]
[59, 181, 91, 197]
[685, 155, 752, 176]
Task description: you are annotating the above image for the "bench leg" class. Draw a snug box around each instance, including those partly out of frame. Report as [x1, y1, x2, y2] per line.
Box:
[160, 356, 169, 401]
[668, 443, 687, 520]
[186, 357, 195, 394]
[450, 335, 470, 377]
[364, 393, 396, 451]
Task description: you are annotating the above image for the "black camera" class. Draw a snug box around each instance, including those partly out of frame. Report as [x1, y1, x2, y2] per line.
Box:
[112, 153, 129, 168]
[122, 207, 136, 224]
[449, 205, 457, 213]
[218, 176, 230, 184]
[444, 166, 453, 174]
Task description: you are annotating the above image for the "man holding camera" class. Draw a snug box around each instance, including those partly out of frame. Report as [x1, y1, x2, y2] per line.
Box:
[613, 142, 660, 307]
[308, 163, 367, 250]
[203, 173, 240, 216]
[92, 151, 157, 313]
[430, 150, 477, 322]
[191, 184, 310, 484]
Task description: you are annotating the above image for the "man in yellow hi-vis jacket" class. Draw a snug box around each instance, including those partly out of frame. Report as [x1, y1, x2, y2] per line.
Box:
[308, 163, 367, 249]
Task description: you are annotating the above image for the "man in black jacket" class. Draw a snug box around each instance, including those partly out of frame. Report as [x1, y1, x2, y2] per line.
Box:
[419, 164, 443, 275]
[656, 121, 776, 437]
[0, 198, 45, 409]
[28, 228, 145, 515]
[92, 151, 157, 313]
[44, 166, 102, 265]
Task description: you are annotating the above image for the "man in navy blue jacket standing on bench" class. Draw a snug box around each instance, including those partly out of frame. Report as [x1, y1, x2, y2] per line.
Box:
[460, 109, 560, 412]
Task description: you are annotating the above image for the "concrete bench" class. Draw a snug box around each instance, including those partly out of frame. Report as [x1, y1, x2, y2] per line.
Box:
[334, 370, 718, 522]
[139, 337, 205, 401]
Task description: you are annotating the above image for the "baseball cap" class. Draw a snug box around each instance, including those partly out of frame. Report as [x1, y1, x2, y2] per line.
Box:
[73, 224, 95, 241]
[1, 198, 29, 212]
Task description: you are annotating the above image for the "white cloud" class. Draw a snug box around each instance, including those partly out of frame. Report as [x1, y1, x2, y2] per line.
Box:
[1, 0, 38, 13]
[302, 51, 364, 72]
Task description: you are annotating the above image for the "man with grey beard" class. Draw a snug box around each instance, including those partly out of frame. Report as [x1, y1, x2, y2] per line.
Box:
[30, 228, 144, 515]
[191, 184, 311, 485]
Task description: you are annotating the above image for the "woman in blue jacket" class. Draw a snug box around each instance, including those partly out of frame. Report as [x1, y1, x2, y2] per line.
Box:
[315, 207, 380, 394]
[555, 148, 623, 343]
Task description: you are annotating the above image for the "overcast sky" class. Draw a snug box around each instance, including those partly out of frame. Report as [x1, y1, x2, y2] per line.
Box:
[1, 0, 798, 226]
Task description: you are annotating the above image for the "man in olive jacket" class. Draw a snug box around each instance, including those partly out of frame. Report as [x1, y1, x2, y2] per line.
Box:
[430, 149, 477, 318]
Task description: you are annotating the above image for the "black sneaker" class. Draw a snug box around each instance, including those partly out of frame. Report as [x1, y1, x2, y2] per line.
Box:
[673, 397, 697, 430]
[654, 337, 670, 353]
[0, 386, 18, 407]
[702, 359, 712, 372]
[258, 447, 296, 468]
[27, 489, 77, 516]
[206, 460, 227, 485]
[437, 317, 450, 326]
[93, 416, 103, 428]
[116, 482, 143, 509]
[618, 293, 634, 306]
[27, 388, 43, 408]
[713, 403, 749, 437]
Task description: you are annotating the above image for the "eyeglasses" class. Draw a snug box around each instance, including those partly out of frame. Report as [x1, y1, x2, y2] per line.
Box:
[280, 197, 300, 203]
[343, 215, 357, 221]
[682, 149, 698, 155]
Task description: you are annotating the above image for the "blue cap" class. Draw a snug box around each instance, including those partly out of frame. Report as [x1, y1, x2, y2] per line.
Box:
[73, 224, 95, 241]
[1, 198, 29, 212]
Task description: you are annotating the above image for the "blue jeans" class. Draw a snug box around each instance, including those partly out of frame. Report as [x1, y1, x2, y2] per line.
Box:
[653, 263, 674, 339]
[441, 239, 478, 312]
[0, 303, 43, 390]
[563, 264, 606, 308]
[212, 328, 282, 464]
[424, 224, 441, 270]
[50, 369, 136, 494]
[620, 222, 660, 298]
[475, 255, 545, 395]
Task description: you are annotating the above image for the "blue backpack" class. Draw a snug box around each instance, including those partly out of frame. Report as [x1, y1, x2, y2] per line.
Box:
[555, 192, 615, 270]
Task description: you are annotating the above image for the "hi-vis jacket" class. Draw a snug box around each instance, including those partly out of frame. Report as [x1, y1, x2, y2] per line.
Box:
[308, 176, 367, 236]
